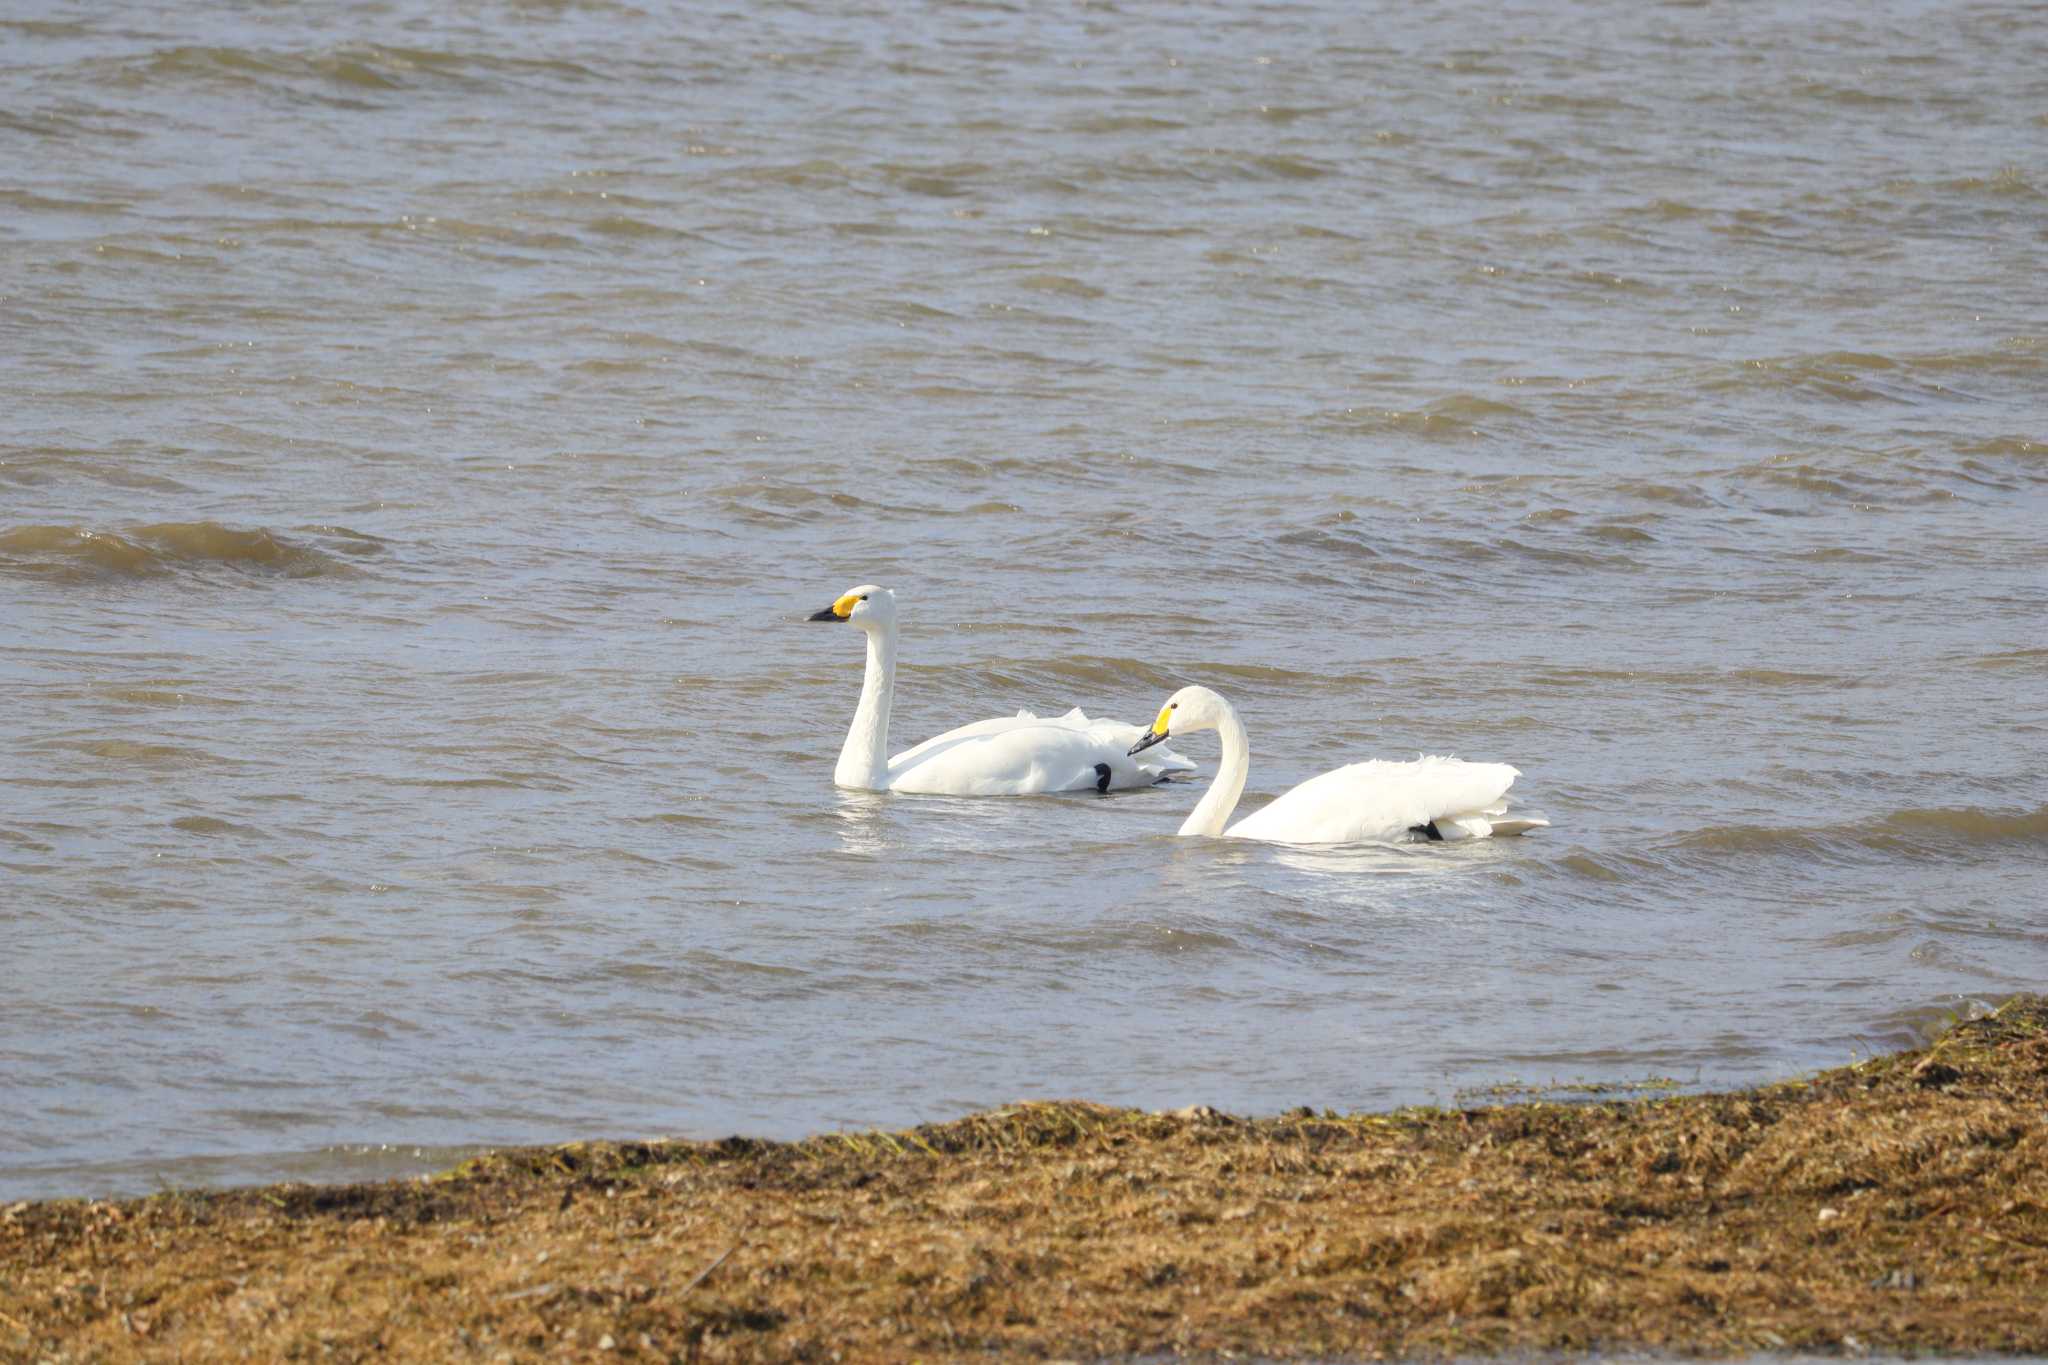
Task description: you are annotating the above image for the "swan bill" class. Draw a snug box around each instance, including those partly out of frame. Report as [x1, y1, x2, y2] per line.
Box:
[1129, 700, 1175, 755]
[808, 589, 866, 622]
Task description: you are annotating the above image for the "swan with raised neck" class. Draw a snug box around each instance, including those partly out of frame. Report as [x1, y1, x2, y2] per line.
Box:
[1129, 684, 1549, 844]
[806, 584, 897, 788]
[805, 584, 1196, 796]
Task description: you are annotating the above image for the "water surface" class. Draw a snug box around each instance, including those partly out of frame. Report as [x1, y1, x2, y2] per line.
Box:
[3, 0, 2045, 1199]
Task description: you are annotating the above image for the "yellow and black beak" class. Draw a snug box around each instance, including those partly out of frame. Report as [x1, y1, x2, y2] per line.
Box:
[807, 590, 860, 623]
[1127, 702, 1173, 755]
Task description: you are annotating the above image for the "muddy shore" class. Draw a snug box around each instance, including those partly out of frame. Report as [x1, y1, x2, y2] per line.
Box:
[4, 999, 2044, 1362]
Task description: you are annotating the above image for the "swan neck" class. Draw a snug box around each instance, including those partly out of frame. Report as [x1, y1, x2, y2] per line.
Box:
[1179, 702, 1250, 837]
[835, 624, 896, 790]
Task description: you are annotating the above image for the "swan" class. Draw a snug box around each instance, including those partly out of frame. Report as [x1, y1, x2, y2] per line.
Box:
[1128, 685, 1549, 843]
[805, 585, 1195, 795]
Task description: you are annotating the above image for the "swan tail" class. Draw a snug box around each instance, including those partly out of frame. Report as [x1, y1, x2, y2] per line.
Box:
[1138, 743, 1197, 774]
[1432, 810, 1550, 840]
[1133, 752, 1196, 782]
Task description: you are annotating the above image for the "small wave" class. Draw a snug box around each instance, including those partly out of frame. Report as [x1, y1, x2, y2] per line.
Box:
[1238, 153, 1334, 181]
[944, 655, 1185, 695]
[1254, 104, 1339, 125]
[1013, 273, 1106, 300]
[1969, 648, 2048, 671]
[1958, 437, 2044, 460]
[1305, 408, 1487, 442]
[0, 189, 131, 216]
[887, 174, 977, 199]
[170, 815, 259, 836]
[1877, 806, 2048, 844]
[0, 522, 350, 579]
[1274, 527, 1381, 560]
[1080, 151, 1332, 187]
[1582, 524, 1656, 545]
[115, 42, 595, 99]
[1939, 167, 2040, 199]
[1526, 666, 1847, 692]
[1568, 269, 1657, 293]
[1789, 81, 1913, 108]
[1067, 114, 1187, 135]
[585, 214, 682, 239]
[1709, 352, 1923, 405]
[1670, 805, 2048, 860]
[1724, 459, 1879, 499]
[1614, 481, 1719, 509]
[1723, 347, 2039, 407]
[1727, 669, 1847, 687]
[1427, 394, 1528, 421]
[99, 686, 243, 707]
[1493, 537, 1632, 571]
[44, 739, 234, 767]
[297, 524, 389, 557]
[1558, 853, 1626, 883]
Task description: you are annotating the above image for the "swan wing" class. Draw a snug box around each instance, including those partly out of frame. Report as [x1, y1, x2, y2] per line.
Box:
[886, 709, 1043, 769]
[1226, 756, 1528, 844]
[887, 708, 1194, 795]
[1065, 714, 1198, 776]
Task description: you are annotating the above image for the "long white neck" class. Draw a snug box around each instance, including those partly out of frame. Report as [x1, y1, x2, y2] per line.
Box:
[1178, 700, 1250, 837]
[834, 624, 897, 790]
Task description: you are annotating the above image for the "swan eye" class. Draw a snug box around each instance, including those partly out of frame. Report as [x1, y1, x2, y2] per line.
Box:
[859, 594, 868, 601]
[1169, 703, 1177, 710]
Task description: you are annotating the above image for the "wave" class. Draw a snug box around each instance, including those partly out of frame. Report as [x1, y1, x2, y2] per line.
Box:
[0, 522, 361, 579]
[109, 42, 599, 98]
[1711, 346, 2043, 406]
[1669, 805, 2048, 860]
[1959, 437, 2045, 460]
[1969, 648, 2048, 671]
[1877, 806, 2048, 843]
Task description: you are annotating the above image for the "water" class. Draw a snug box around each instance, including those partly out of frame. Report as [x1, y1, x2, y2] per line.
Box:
[3, 0, 2045, 1201]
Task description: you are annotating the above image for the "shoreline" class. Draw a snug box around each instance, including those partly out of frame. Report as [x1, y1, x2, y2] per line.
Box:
[5, 998, 2044, 1361]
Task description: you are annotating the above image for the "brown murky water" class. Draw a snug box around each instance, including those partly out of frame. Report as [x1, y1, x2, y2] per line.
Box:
[3, 0, 2045, 1199]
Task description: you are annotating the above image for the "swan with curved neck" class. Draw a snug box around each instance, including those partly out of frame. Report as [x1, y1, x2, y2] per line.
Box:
[1130, 685, 1548, 843]
[806, 584, 1194, 795]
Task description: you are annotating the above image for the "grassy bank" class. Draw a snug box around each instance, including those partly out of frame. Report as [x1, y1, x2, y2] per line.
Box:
[4, 999, 2045, 1361]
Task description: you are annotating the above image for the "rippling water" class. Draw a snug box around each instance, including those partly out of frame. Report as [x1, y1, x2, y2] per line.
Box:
[4, 0, 2045, 1200]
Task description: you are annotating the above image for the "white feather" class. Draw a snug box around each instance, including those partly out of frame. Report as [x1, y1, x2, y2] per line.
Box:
[812, 587, 1195, 796]
[1140, 687, 1549, 845]
[887, 708, 1194, 796]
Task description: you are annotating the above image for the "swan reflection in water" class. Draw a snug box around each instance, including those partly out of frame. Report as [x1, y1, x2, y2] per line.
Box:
[830, 787, 893, 859]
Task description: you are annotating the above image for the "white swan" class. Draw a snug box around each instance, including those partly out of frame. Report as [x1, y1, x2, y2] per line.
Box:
[806, 585, 1195, 795]
[1129, 685, 1549, 843]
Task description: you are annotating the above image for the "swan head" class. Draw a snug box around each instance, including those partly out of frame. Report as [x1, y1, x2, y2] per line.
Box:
[806, 584, 895, 631]
[1128, 685, 1228, 754]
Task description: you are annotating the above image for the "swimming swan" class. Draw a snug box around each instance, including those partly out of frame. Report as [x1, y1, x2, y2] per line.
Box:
[806, 585, 1195, 795]
[1129, 685, 1549, 843]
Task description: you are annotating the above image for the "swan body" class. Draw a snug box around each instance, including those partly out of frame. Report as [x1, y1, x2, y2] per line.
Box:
[1130, 685, 1548, 844]
[807, 585, 1195, 796]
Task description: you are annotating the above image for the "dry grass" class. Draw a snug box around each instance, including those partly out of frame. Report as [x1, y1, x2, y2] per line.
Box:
[4, 998, 2045, 1362]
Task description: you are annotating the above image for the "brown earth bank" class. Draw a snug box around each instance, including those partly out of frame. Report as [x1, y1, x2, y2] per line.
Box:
[4, 1000, 2046, 1363]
